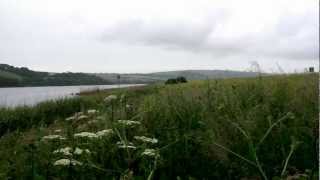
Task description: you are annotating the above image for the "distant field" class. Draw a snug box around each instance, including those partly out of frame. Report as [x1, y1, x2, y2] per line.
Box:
[0, 73, 318, 179]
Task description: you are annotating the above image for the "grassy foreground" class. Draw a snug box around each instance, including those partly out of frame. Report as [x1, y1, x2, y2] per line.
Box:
[0, 74, 318, 179]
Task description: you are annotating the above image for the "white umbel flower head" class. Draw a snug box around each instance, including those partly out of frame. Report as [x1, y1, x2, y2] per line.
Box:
[104, 95, 117, 103]
[65, 116, 76, 121]
[87, 109, 98, 115]
[134, 136, 158, 144]
[117, 141, 136, 149]
[117, 120, 141, 126]
[54, 129, 62, 133]
[96, 129, 113, 137]
[53, 159, 82, 166]
[53, 147, 72, 156]
[74, 132, 98, 139]
[77, 115, 88, 120]
[42, 135, 66, 141]
[74, 147, 91, 155]
[73, 147, 83, 155]
[141, 149, 157, 157]
[125, 104, 131, 109]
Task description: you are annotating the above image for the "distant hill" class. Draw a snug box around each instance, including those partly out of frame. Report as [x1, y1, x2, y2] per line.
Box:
[95, 70, 259, 84]
[0, 64, 260, 87]
[0, 64, 111, 87]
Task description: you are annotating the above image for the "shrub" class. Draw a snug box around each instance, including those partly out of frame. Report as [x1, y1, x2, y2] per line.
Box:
[165, 76, 187, 85]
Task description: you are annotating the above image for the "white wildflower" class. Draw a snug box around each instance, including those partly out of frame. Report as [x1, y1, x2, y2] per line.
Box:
[77, 115, 88, 120]
[53, 159, 82, 166]
[74, 147, 83, 155]
[42, 135, 66, 141]
[65, 116, 76, 121]
[74, 132, 98, 139]
[125, 104, 131, 109]
[141, 149, 157, 157]
[117, 141, 136, 149]
[96, 129, 113, 137]
[54, 129, 62, 133]
[74, 147, 91, 155]
[104, 95, 117, 103]
[134, 136, 158, 144]
[117, 120, 141, 126]
[87, 109, 98, 115]
[53, 147, 72, 156]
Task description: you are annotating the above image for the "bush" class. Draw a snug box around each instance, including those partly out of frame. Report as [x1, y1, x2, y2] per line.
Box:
[165, 76, 187, 85]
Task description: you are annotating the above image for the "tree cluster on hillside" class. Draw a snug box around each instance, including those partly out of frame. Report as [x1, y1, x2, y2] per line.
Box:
[0, 64, 110, 87]
[165, 76, 188, 85]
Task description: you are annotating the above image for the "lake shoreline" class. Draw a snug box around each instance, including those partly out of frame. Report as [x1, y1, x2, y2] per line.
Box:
[0, 84, 145, 108]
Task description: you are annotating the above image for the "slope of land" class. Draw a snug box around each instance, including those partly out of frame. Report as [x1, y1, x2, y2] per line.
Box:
[96, 70, 259, 83]
[0, 73, 317, 179]
[0, 64, 260, 87]
[0, 64, 110, 87]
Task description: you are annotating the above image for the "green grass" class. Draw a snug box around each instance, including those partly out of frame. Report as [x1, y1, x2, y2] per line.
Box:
[0, 73, 318, 179]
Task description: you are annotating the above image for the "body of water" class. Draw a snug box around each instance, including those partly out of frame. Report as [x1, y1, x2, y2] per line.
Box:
[0, 84, 143, 107]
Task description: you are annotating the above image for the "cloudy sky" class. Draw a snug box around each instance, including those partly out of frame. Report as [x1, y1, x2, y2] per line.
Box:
[0, 0, 318, 73]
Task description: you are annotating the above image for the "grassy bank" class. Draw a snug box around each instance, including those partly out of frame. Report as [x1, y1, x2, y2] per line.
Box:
[0, 74, 318, 179]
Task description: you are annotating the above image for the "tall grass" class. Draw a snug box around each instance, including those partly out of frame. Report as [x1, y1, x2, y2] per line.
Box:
[0, 74, 318, 179]
[0, 97, 103, 136]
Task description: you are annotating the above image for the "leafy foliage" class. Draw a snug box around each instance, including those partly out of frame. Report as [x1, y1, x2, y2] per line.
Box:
[165, 76, 188, 85]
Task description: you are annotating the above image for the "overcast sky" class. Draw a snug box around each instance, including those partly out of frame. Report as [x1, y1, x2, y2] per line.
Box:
[0, 0, 318, 73]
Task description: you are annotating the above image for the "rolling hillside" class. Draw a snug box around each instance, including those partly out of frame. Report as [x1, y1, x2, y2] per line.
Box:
[0, 64, 260, 87]
[0, 64, 111, 87]
[95, 70, 259, 83]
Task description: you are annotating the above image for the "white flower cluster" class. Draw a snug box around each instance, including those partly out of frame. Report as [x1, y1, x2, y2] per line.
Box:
[117, 141, 136, 149]
[74, 129, 114, 139]
[53, 147, 91, 156]
[74, 132, 98, 139]
[87, 109, 99, 115]
[77, 115, 88, 120]
[42, 135, 66, 141]
[141, 149, 157, 157]
[65, 111, 90, 122]
[104, 95, 117, 103]
[53, 159, 82, 166]
[125, 104, 131, 109]
[65, 116, 76, 121]
[117, 120, 141, 126]
[96, 129, 114, 137]
[53, 147, 72, 156]
[74, 147, 91, 155]
[134, 136, 158, 144]
[54, 129, 62, 133]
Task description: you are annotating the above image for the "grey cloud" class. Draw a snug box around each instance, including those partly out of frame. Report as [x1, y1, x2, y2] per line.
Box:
[252, 11, 318, 60]
[99, 12, 318, 61]
[101, 19, 216, 52]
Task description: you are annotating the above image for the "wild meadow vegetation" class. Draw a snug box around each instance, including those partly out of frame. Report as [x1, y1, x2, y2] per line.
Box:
[0, 74, 318, 179]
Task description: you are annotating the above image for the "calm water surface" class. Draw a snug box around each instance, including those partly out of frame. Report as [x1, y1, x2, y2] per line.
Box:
[0, 84, 143, 107]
